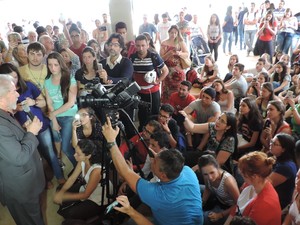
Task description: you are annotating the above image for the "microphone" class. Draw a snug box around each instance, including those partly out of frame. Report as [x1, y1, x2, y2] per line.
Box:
[22, 104, 35, 121]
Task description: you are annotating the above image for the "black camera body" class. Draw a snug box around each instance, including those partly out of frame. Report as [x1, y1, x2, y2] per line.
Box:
[78, 79, 141, 127]
[99, 26, 107, 32]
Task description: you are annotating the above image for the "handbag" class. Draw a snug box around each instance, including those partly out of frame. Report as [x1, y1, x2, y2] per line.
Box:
[180, 57, 192, 69]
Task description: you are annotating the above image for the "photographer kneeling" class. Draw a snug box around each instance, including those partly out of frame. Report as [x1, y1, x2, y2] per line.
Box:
[102, 117, 203, 225]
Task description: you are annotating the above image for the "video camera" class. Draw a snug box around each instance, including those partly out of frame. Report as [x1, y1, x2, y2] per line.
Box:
[77, 79, 142, 127]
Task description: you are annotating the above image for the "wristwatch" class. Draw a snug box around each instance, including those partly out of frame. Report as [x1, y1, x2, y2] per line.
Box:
[106, 141, 116, 149]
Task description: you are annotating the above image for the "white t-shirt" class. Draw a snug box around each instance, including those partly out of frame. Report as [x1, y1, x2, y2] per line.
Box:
[157, 21, 172, 42]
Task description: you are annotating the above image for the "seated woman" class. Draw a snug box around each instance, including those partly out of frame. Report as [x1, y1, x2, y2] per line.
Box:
[237, 97, 264, 158]
[282, 141, 300, 225]
[260, 100, 292, 152]
[261, 53, 272, 71]
[224, 151, 281, 225]
[285, 97, 300, 140]
[256, 82, 280, 119]
[246, 72, 270, 97]
[268, 54, 291, 75]
[54, 139, 108, 221]
[223, 54, 239, 83]
[278, 74, 300, 103]
[269, 133, 297, 209]
[180, 111, 237, 173]
[199, 154, 239, 225]
[72, 107, 103, 149]
[194, 54, 219, 88]
[270, 61, 291, 95]
[212, 79, 235, 114]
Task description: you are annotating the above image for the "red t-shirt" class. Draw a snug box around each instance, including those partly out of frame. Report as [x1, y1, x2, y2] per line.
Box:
[119, 133, 148, 166]
[258, 21, 277, 41]
[169, 92, 196, 114]
[70, 43, 87, 63]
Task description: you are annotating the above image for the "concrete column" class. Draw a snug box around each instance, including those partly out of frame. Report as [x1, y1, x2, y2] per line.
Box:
[109, 0, 135, 40]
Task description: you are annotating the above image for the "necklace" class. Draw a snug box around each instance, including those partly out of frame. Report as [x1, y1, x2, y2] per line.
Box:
[28, 65, 45, 91]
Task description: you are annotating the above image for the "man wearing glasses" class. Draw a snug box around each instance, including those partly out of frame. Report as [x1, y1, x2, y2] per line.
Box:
[119, 120, 162, 167]
[149, 104, 180, 149]
[69, 25, 87, 63]
[99, 33, 133, 84]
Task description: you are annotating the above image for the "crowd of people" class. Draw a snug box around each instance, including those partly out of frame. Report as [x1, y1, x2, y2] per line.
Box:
[1, 1, 300, 225]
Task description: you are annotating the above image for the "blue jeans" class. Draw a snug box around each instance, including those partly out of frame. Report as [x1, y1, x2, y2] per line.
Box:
[51, 116, 76, 166]
[291, 33, 300, 56]
[238, 24, 244, 50]
[277, 32, 294, 54]
[223, 32, 232, 53]
[244, 29, 256, 51]
[37, 127, 64, 180]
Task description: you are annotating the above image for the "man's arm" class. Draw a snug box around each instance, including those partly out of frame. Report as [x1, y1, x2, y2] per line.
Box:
[102, 117, 141, 193]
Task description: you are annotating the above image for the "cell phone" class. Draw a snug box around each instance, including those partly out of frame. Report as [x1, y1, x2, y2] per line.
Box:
[99, 26, 107, 31]
[286, 91, 293, 98]
[97, 63, 103, 71]
[252, 77, 257, 82]
[105, 200, 120, 214]
[74, 114, 81, 124]
[264, 119, 271, 129]
[177, 113, 186, 125]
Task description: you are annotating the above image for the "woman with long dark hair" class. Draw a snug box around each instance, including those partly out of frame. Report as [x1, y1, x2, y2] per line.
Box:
[54, 139, 109, 221]
[269, 133, 297, 209]
[260, 100, 291, 152]
[180, 111, 237, 173]
[256, 10, 277, 63]
[75, 46, 110, 96]
[199, 154, 239, 225]
[212, 79, 235, 113]
[72, 107, 103, 151]
[270, 61, 291, 94]
[256, 82, 280, 119]
[237, 97, 264, 158]
[45, 52, 78, 167]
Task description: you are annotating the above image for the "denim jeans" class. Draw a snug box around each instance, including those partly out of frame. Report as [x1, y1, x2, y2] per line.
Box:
[37, 127, 64, 180]
[223, 32, 232, 53]
[277, 32, 294, 54]
[238, 24, 244, 50]
[291, 33, 300, 55]
[51, 116, 76, 166]
[244, 29, 257, 51]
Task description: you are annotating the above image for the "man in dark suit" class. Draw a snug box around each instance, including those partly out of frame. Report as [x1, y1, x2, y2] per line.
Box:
[0, 75, 45, 225]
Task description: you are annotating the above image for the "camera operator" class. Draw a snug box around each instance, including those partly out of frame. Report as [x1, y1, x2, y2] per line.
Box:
[102, 116, 203, 225]
[130, 34, 169, 131]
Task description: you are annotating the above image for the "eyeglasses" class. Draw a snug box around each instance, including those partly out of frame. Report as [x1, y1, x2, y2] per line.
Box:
[217, 117, 227, 125]
[159, 113, 170, 119]
[71, 34, 80, 38]
[78, 113, 89, 118]
[143, 126, 153, 135]
[270, 140, 281, 147]
[108, 43, 120, 47]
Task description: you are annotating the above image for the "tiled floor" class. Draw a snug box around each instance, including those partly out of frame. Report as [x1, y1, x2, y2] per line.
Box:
[0, 45, 259, 225]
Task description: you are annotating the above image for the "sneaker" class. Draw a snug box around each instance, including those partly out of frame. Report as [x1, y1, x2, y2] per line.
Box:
[247, 50, 251, 57]
[58, 158, 66, 170]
